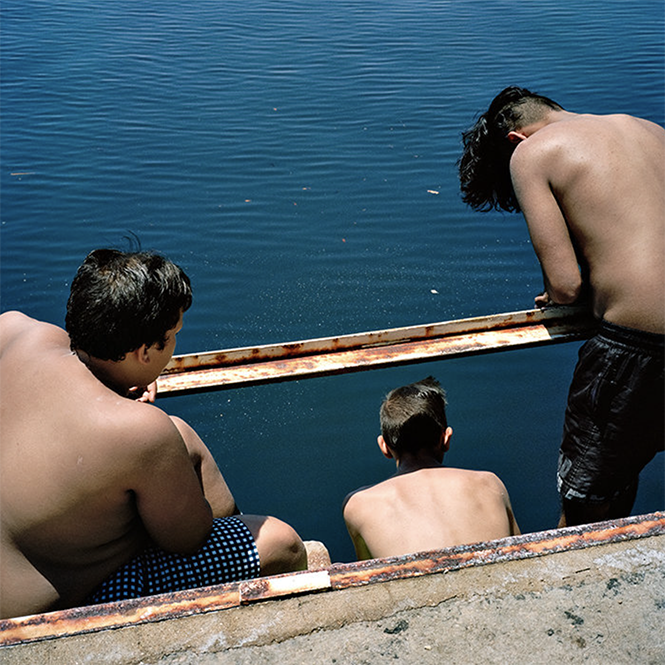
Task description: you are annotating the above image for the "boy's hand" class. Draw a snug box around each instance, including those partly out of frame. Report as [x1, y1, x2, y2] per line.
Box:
[534, 291, 552, 308]
[129, 381, 158, 403]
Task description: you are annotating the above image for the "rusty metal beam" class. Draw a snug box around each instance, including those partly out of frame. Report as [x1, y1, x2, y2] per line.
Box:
[1, 511, 661, 647]
[327, 511, 665, 590]
[157, 306, 595, 396]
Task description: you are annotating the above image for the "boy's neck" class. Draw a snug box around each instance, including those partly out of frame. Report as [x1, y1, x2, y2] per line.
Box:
[74, 349, 134, 396]
[393, 450, 443, 477]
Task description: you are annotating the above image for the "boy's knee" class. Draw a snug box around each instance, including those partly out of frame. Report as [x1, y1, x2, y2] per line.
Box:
[239, 515, 307, 576]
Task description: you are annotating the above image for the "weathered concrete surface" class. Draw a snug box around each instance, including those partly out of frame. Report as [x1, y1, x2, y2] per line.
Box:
[2, 531, 663, 664]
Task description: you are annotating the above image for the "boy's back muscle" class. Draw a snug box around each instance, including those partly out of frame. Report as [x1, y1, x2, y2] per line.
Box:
[513, 114, 665, 332]
[344, 467, 517, 560]
[0, 313, 207, 615]
[1, 320, 144, 610]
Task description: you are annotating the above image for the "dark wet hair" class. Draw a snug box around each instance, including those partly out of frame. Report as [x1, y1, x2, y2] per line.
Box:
[380, 376, 448, 454]
[458, 86, 563, 212]
[66, 249, 192, 361]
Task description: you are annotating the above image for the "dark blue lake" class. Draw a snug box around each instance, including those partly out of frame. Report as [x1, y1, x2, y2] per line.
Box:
[2, 0, 663, 563]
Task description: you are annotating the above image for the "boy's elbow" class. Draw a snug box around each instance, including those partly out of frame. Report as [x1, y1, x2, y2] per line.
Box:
[551, 289, 580, 305]
[550, 278, 583, 305]
[165, 526, 211, 556]
[158, 506, 213, 555]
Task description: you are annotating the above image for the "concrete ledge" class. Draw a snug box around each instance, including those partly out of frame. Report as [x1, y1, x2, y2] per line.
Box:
[1, 513, 663, 663]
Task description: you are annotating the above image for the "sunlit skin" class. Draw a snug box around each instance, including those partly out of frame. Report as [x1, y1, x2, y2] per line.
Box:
[507, 110, 664, 335]
[343, 429, 520, 560]
[506, 109, 664, 526]
[0, 311, 305, 619]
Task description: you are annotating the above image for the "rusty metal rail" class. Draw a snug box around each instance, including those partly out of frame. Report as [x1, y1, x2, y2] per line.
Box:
[157, 306, 596, 396]
[1, 511, 662, 647]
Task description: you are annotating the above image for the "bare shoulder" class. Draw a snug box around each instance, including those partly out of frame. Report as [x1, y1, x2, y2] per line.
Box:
[611, 113, 664, 135]
[104, 400, 181, 455]
[467, 468, 505, 486]
[342, 485, 370, 514]
[0, 311, 35, 348]
[512, 122, 573, 161]
[475, 469, 508, 491]
[509, 134, 561, 183]
[342, 481, 385, 518]
[510, 118, 596, 185]
[76, 395, 178, 475]
[84, 402, 196, 499]
[0, 310, 31, 327]
[1, 311, 68, 351]
[444, 467, 507, 491]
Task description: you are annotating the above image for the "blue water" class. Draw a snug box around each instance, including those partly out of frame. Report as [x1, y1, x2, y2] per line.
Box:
[2, 0, 663, 563]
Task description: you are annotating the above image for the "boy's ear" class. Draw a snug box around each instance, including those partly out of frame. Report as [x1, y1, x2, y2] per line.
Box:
[377, 435, 394, 460]
[507, 130, 527, 145]
[441, 426, 453, 453]
[133, 344, 151, 366]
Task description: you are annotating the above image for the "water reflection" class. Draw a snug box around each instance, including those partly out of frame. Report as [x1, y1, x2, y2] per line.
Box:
[2, 0, 663, 561]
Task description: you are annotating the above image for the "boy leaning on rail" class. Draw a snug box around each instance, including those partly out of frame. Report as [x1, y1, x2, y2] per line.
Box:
[458, 87, 664, 527]
[0, 249, 306, 619]
[343, 376, 520, 560]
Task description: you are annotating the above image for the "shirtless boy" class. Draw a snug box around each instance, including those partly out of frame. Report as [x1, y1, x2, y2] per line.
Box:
[0, 249, 306, 619]
[459, 86, 664, 526]
[342, 377, 520, 560]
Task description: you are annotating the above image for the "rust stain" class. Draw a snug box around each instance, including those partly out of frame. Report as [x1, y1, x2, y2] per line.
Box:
[1, 512, 661, 647]
[240, 577, 270, 601]
[160, 308, 595, 377]
[327, 512, 665, 590]
[157, 327, 591, 395]
[0, 586, 241, 647]
[156, 308, 597, 395]
[239, 570, 331, 604]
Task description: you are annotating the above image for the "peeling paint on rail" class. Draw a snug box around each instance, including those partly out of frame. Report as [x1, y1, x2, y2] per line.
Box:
[157, 307, 596, 395]
[0, 306, 608, 648]
[1, 512, 661, 647]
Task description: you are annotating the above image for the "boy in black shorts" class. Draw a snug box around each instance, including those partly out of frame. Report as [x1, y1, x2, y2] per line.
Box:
[458, 86, 664, 526]
[557, 322, 664, 524]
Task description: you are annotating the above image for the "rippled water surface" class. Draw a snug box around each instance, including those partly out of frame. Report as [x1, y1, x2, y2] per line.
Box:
[2, 0, 663, 562]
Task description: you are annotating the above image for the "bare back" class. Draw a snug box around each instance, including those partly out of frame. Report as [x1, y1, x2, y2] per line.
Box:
[510, 113, 665, 333]
[0, 312, 212, 618]
[343, 467, 519, 560]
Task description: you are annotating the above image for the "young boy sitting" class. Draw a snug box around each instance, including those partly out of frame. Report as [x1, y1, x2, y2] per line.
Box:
[343, 376, 520, 560]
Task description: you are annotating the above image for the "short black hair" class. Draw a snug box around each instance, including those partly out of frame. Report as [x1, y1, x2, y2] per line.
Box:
[380, 376, 448, 454]
[66, 249, 192, 361]
[458, 86, 563, 212]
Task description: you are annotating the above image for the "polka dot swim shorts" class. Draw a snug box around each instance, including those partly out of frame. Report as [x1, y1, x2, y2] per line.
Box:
[85, 516, 261, 604]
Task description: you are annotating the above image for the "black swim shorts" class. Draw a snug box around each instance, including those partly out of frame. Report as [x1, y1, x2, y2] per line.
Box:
[85, 516, 261, 605]
[557, 320, 664, 504]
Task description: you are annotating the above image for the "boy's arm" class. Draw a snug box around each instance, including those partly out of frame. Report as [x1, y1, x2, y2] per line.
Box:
[495, 477, 521, 536]
[128, 413, 215, 554]
[506, 503, 521, 536]
[169, 416, 239, 517]
[510, 142, 583, 306]
[343, 493, 374, 561]
[350, 530, 373, 561]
